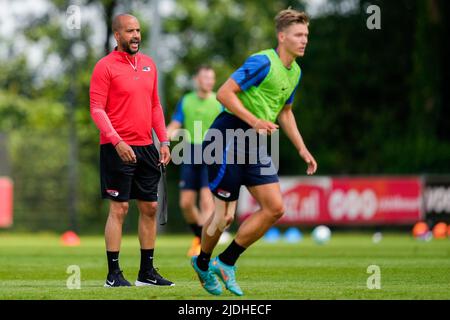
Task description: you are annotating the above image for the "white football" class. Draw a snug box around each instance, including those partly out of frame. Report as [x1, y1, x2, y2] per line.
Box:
[312, 225, 331, 244]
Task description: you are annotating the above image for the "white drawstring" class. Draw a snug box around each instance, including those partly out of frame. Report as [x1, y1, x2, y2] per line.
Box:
[125, 55, 137, 71]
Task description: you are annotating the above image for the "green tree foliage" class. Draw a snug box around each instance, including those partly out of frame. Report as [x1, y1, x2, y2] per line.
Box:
[165, 0, 449, 175]
[0, 0, 112, 232]
[0, 91, 68, 230]
[163, 0, 305, 114]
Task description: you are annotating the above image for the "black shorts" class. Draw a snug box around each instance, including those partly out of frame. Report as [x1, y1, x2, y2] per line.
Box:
[100, 143, 161, 202]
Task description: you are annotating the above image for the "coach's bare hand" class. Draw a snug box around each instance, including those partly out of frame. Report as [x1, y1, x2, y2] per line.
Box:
[115, 141, 137, 164]
[253, 119, 279, 135]
[159, 145, 171, 166]
[299, 148, 317, 175]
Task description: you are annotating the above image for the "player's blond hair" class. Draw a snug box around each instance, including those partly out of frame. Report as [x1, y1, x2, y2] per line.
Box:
[275, 8, 309, 32]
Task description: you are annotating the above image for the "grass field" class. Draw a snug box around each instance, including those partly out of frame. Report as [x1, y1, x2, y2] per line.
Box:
[0, 232, 449, 300]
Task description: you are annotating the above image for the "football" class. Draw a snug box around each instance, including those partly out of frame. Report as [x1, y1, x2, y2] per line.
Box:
[312, 225, 331, 244]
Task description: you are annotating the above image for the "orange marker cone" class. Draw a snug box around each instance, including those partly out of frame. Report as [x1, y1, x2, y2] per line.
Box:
[432, 222, 447, 239]
[412, 221, 429, 238]
[61, 230, 80, 246]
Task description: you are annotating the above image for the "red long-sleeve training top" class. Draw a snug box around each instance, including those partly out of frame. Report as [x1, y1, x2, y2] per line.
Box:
[89, 49, 168, 146]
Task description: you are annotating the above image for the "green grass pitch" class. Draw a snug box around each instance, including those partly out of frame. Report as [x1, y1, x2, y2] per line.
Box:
[0, 232, 449, 300]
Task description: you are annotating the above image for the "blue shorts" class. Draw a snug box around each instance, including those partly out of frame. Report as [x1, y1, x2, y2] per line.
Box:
[179, 144, 209, 191]
[203, 112, 279, 202]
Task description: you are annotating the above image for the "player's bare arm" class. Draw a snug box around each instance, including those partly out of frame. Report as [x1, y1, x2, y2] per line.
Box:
[166, 120, 182, 140]
[277, 104, 317, 175]
[216, 79, 279, 134]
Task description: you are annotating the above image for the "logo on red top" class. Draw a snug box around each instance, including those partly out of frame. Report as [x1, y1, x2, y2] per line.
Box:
[142, 66, 151, 72]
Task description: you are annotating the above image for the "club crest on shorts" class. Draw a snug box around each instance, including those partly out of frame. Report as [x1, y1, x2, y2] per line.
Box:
[217, 189, 231, 198]
[142, 66, 151, 72]
[106, 189, 119, 197]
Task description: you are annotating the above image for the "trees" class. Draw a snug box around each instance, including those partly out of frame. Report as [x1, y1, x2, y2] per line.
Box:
[0, 0, 448, 232]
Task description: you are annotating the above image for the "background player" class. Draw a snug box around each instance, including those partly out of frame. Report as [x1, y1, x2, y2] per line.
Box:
[167, 66, 224, 256]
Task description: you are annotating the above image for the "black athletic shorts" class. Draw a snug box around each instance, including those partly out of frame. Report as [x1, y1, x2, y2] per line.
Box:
[100, 143, 161, 202]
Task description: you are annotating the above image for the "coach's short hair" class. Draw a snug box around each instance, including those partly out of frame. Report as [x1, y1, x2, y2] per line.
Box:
[275, 8, 309, 32]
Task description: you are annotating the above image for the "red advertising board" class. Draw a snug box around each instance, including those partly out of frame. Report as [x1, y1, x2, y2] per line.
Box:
[0, 177, 13, 228]
[328, 177, 422, 225]
[237, 177, 423, 226]
[238, 177, 331, 224]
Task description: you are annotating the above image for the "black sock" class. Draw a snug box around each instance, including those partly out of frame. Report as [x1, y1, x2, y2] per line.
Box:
[218, 240, 246, 266]
[196, 250, 212, 271]
[107, 251, 120, 273]
[189, 223, 203, 238]
[140, 249, 154, 272]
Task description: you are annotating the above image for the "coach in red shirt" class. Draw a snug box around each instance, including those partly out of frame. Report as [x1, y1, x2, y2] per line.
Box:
[90, 14, 173, 287]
